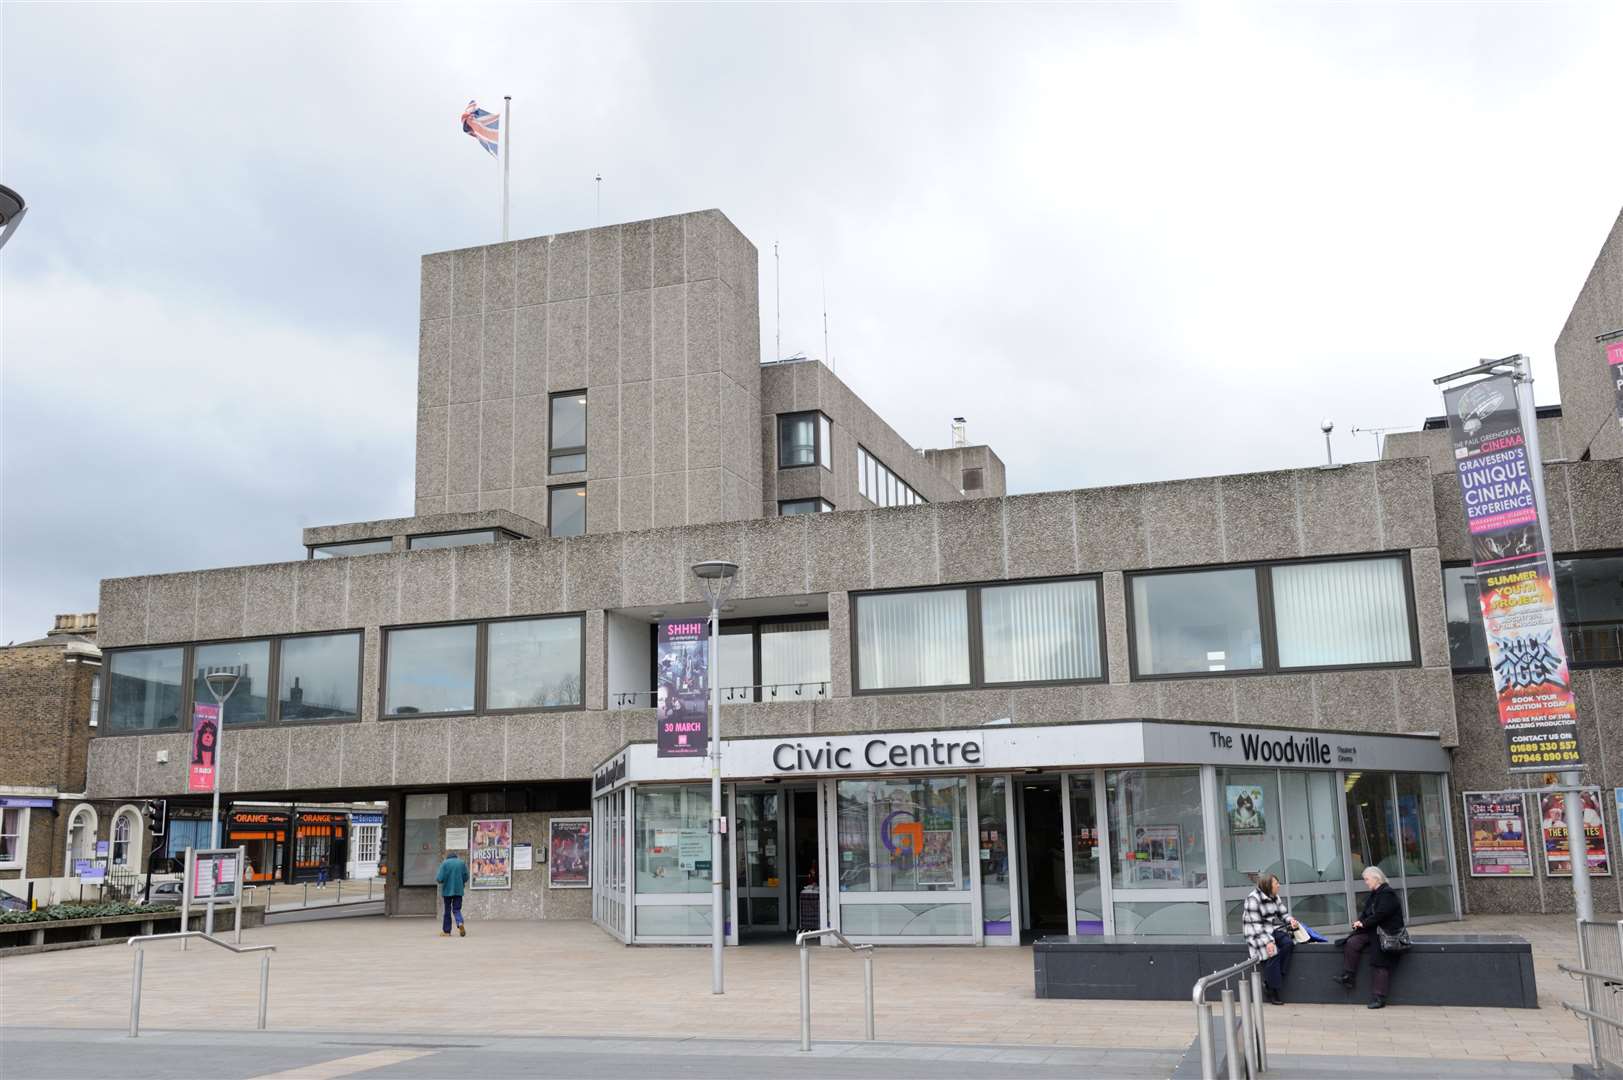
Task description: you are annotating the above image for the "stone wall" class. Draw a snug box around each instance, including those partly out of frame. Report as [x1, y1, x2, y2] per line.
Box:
[431, 811, 592, 922]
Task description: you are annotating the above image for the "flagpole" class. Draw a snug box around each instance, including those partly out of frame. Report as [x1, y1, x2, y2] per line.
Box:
[502, 95, 512, 241]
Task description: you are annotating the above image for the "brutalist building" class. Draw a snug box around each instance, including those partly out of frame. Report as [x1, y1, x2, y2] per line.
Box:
[78, 206, 1622, 944]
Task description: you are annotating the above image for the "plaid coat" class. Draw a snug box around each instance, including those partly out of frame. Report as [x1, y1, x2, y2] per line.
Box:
[1241, 887, 1292, 959]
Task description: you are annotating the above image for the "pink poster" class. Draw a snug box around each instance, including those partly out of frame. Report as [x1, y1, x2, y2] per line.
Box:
[188, 703, 219, 793]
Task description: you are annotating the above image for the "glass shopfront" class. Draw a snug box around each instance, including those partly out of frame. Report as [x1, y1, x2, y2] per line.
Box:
[592, 721, 1461, 946]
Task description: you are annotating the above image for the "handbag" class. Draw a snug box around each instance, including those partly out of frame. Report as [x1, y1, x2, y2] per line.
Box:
[1377, 926, 1412, 954]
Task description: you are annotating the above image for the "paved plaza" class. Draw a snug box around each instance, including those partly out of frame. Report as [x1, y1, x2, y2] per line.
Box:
[0, 913, 1600, 1075]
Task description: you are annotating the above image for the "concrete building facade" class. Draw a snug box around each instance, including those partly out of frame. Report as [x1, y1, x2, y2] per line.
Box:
[73, 206, 1623, 938]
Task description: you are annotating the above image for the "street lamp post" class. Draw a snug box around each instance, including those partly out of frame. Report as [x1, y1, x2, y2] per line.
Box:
[202, 670, 241, 936]
[691, 559, 739, 996]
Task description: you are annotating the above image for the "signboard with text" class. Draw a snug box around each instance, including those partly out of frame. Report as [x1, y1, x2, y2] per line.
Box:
[1608, 338, 1623, 434]
[190, 848, 242, 900]
[1541, 790, 1611, 877]
[470, 818, 512, 890]
[657, 619, 709, 758]
[188, 703, 220, 792]
[1463, 792, 1534, 877]
[1443, 374, 1581, 770]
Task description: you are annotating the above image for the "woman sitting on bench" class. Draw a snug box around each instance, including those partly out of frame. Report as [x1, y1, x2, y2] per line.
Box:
[1336, 866, 1405, 1009]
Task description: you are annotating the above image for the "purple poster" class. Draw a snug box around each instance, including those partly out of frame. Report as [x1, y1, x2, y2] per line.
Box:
[657, 619, 709, 758]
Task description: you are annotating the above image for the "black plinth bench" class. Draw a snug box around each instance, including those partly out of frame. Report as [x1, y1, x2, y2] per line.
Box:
[1033, 933, 1538, 1008]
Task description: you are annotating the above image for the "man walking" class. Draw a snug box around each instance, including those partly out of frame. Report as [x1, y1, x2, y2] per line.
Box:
[436, 849, 469, 938]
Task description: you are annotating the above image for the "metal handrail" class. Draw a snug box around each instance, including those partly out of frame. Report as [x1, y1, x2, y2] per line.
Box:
[127, 931, 276, 1037]
[1559, 963, 1623, 986]
[1193, 954, 1267, 1080]
[796, 928, 875, 1051]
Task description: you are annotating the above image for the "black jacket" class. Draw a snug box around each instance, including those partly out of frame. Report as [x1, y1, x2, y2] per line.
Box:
[1358, 882, 1404, 934]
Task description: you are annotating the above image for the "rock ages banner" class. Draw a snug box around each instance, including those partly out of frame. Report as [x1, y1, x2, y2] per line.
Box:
[1608, 338, 1623, 434]
[657, 619, 709, 758]
[1443, 373, 1581, 771]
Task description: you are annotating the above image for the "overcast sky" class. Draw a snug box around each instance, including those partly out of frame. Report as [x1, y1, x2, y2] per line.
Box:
[3, 4, 1620, 644]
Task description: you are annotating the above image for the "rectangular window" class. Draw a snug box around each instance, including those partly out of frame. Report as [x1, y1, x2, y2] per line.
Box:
[1558, 554, 1623, 666]
[836, 776, 970, 892]
[384, 624, 477, 716]
[402, 793, 448, 886]
[1106, 767, 1208, 892]
[857, 448, 869, 498]
[777, 412, 821, 468]
[717, 627, 755, 697]
[408, 530, 511, 550]
[1346, 770, 1400, 879]
[1272, 557, 1413, 668]
[278, 633, 361, 721]
[856, 445, 922, 508]
[486, 616, 584, 710]
[549, 484, 587, 537]
[193, 639, 272, 724]
[1443, 566, 1491, 670]
[980, 579, 1103, 684]
[309, 538, 392, 558]
[0, 808, 23, 867]
[760, 620, 831, 692]
[1130, 556, 1416, 678]
[1132, 568, 1263, 676]
[1281, 770, 1344, 884]
[855, 589, 971, 691]
[106, 647, 185, 732]
[818, 414, 832, 469]
[549, 391, 588, 474]
[778, 498, 833, 515]
[89, 673, 101, 728]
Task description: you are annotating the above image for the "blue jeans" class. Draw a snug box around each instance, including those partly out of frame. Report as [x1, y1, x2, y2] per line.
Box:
[442, 894, 463, 933]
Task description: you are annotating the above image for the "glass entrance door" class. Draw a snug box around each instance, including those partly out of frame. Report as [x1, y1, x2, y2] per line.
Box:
[735, 788, 788, 935]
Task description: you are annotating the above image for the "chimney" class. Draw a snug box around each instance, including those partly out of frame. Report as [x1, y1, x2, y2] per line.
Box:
[48, 613, 98, 639]
[951, 417, 967, 448]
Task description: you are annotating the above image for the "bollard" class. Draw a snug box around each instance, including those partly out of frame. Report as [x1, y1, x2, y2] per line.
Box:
[129, 947, 144, 1037]
[1250, 968, 1268, 1072]
[1221, 988, 1240, 1080]
[303, 882, 309, 907]
[1196, 998, 1215, 1080]
[799, 944, 812, 1051]
[1237, 977, 1259, 1080]
[258, 953, 270, 1030]
[863, 951, 875, 1041]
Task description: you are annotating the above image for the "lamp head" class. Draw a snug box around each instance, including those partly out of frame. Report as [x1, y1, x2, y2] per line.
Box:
[690, 559, 740, 609]
[1319, 418, 1335, 435]
[203, 670, 242, 704]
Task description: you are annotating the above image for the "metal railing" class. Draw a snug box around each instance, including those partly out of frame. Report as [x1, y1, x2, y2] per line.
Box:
[1561, 919, 1623, 1074]
[127, 931, 276, 1037]
[1192, 955, 1268, 1080]
[796, 928, 875, 1052]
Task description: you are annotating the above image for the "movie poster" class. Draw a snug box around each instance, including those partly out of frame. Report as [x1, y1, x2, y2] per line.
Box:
[657, 619, 709, 758]
[1607, 337, 1623, 434]
[1465, 793, 1533, 877]
[917, 829, 957, 886]
[188, 703, 220, 793]
[549, 818, 591, 889]
[1130, 824, 1183, 884]
[1226, 785, 1266, 836]
[470, 818, 513, 890]
[1540, 790, 1611, 877]
[1443, 374, 1581, 770]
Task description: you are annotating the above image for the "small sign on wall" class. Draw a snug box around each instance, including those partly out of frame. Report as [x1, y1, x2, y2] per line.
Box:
[445, 827, 469, 850]
[514, 843, 533, 872]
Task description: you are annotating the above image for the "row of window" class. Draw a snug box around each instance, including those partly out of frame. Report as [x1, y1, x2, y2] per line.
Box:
[779, 498, 833, 515]
[853, 555, 1418, 692]
[383, 615, 584, 716]
[105, 632, 363, 733]
[1444, 553, 1623, 670]
[779, 411, 833, 470]
[858, 446, 924, 508]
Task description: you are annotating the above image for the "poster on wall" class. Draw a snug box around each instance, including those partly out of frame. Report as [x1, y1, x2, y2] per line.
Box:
[549, 818, 591, 888]
[188, 703, 220, 792]
[1129, 824, 1183, 884]
[1540, 790, 1611, 877]
[470, 819, 513, 890]
[1443, 374, 1581, 771]
[1607, 336, 1623, 434]
[917, 829, 958, 886]
[1464, 792, 1534, 877]
[1225, 785, 1266, 836]
[656, 619, 709, 758]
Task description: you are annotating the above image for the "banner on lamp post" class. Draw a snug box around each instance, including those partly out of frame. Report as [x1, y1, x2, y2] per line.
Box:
[1607, 338, 1623, 432]
[1443, 373, 1581, 771]
[188, 703, 220, 792]
[656, 619, 709, 758]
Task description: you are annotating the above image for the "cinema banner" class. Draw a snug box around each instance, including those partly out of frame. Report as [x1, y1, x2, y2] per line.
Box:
[1443, 374, 1582, 771]
[1540, 790, 1611, 877]
[657, 619, 709, 758]
[1608, 338, 1623, 433]
[188, 703, 220, 793]
[1463, 792, 1534, 877]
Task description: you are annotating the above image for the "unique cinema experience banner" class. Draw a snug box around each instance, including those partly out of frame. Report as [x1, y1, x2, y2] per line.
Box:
[548, 817, 591, 889]
[1541, 790, 1611, 877]
[1443, 374, 1581, 771]
[470, 818, 513, 890]
[1608, 337, 1623, 433]
[188, 703, 220, 793]
[1463, 792, 1534, 877]
[657, 619, 709, 758]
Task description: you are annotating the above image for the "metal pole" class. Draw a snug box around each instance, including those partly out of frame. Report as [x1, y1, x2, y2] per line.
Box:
[1251, 968, 1268, 1072]
[1220, 988, 1240, 1080]
[501, 95, 511, 241]
[180, 847, 193, 952]
[1238, 977, 1260, 1080]
[863, 951, 875, 1041]
[128, 947, 144, 1037]
[1512, 358, 1594, 925]
[1197, 999, 1215, 1080]
[258, 953, 270, 1031]
[799, 942, 812, 1051]
[235, 845, 246, 944]
[710, 597, 724, 995]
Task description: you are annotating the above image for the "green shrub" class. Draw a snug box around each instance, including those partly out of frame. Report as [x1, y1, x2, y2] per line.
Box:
[0, 902, 172, 925]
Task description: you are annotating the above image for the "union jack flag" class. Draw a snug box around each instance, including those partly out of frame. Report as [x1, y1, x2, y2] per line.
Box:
[461, 100, 501, 159]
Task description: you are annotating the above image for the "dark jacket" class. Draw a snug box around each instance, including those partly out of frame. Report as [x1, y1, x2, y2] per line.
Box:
[1357, 882, 1404, 935]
